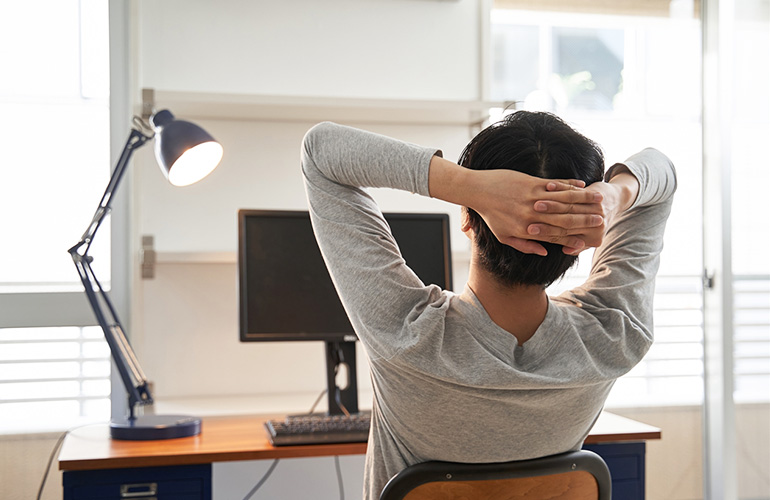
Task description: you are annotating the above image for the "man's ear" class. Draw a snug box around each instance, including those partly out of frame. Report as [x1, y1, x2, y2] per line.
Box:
[461, 207, 473, 238]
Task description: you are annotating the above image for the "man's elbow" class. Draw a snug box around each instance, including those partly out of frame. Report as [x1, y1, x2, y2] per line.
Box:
[301, 121, 337, 177]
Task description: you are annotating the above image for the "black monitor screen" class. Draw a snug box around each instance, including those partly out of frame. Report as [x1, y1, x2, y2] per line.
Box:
[238, 210, 452, 342]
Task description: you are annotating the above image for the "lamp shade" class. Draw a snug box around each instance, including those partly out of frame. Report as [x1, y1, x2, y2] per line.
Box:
[150, 109, 223, 186]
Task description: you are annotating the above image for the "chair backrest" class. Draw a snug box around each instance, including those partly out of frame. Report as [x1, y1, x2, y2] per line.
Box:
[379, 450, 611, 500]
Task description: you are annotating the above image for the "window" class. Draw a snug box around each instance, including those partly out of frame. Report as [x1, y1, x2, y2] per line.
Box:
[0, 1, 112, 293]
[0, 0, 112, 433]
[492, 4, 770, 408]
[492, 7, 712, 407]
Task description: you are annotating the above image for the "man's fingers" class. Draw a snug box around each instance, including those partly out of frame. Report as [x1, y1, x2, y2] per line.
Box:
[534, 200, 603, 215]
[562, 245, 587, 256]
[546, 179, 586, 191]
[524, 233, 587, 249]
[527, 215, 604, 235]
[503, 236, 548, 256]
[541, 188, 603, 206]
[564, 238, 586, 251]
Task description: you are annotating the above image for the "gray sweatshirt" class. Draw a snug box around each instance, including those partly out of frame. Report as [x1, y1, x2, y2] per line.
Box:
[300, 121, 677, 500]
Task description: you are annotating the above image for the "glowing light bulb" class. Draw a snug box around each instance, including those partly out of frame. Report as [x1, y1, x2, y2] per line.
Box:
[167, 141, 223, 187]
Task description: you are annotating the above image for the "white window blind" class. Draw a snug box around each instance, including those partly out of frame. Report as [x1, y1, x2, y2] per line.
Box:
[0, 327, 111, 434]
[617, 275, 706, 407]
[733, 276, 770, 403]
[552, 274, 770, 407]
[550, 273, 706, 407]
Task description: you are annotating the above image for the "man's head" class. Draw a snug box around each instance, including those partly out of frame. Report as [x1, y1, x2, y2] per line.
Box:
[458, 111, 604, 288]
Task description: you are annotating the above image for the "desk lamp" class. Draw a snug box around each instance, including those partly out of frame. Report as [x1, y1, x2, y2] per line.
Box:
[68, 110, 223, 440]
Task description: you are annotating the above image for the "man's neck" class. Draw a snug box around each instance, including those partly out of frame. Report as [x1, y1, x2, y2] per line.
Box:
[467, 260, 548, 345]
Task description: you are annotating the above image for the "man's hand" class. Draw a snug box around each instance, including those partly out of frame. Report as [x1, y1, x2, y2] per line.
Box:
[470, 170, 604, 256]
[428, 156, 605, 256]
[527, 165, 640, 255]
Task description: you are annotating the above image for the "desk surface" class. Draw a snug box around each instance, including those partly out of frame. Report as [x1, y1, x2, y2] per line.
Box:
[58, 411, 661, 472]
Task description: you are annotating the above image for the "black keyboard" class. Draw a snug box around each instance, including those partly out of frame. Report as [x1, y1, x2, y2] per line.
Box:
[265, 411, 371, 446]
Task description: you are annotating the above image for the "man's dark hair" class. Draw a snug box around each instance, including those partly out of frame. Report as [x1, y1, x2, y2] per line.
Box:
[458, 111, 604, 288]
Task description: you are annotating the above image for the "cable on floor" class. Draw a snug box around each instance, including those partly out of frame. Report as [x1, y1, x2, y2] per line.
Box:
[241, 458, 281, 500]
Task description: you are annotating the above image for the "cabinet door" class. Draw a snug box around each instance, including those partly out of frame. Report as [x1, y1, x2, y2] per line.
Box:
[63, 464, 212, 500]
[583, 442, 645, 500]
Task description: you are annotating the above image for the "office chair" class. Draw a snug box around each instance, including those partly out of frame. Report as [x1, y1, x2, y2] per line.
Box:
[379, 450, 611, 500]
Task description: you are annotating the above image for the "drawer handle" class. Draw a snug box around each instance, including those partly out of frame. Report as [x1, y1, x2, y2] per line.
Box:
[120, 482, 158, 498]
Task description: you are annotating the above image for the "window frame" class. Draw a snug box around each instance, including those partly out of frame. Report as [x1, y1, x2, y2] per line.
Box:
[0, 294, 96, 330]
[107, 0, 132, 425]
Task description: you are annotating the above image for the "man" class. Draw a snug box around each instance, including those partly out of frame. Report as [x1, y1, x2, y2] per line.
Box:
[301, 111, 676, 499]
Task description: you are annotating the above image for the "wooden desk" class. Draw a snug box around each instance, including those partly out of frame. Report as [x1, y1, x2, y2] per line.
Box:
[59, 412, 660, 499]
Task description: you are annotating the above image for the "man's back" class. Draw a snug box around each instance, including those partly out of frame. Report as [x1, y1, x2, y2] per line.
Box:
[364, 287, 615, 499]
[300, 121, 676, 499]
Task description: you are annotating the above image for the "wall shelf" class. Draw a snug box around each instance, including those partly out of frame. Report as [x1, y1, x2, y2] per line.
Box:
[142, 88, 506, 126]
[156, 252, 237, 264]
[154, 251, 470, 265]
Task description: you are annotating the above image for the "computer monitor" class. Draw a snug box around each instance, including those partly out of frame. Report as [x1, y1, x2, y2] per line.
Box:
[238, 209, 452, 415]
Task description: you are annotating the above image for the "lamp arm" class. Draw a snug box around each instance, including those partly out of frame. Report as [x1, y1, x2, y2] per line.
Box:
[71, 128, 152, 255]
[68, 127, 154, 419]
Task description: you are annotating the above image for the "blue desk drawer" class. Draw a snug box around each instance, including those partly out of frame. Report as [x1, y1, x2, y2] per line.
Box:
[63, 464, 212, 500]
[583, 442, 646, 500]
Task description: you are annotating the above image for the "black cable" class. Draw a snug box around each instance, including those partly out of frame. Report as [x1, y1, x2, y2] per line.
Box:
[307, 388, 327, 415]
[334, 455, 345, 500]
[334, 385, 351, 417]
[243, 389, 348, 499]
[38, 424, 99, 500]
[240, 388, 327, 499]
[37, 430, 68, 500]
[241, 459, 280, 500]
[332, 349, 351, 417]
[330, 348, 349, 499]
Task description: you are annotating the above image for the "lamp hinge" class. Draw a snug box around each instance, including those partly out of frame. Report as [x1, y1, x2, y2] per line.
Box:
[140, 235, 156, 279]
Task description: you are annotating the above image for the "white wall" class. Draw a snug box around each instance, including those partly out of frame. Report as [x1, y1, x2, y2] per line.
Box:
[137, 0, 480, 100]
[134, 119, 472, 254]
[213, 455, 366, 500]
[133, 0, 483, 255]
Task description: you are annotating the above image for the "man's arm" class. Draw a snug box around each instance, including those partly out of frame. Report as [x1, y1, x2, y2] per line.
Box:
[555, 148, 677, 372]
[427, 154, 605, 256]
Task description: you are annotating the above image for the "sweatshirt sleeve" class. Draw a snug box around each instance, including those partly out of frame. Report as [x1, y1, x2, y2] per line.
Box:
[555, 148, 677, 370]
[301, 122, 446, 360]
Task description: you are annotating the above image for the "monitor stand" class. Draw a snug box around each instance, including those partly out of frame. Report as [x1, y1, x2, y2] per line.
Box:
[325, 340, 359, 415]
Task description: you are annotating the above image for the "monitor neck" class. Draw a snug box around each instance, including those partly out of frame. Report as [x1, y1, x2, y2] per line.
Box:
[325, 341, 359, 416]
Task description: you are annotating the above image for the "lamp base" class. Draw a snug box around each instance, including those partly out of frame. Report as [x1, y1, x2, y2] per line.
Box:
[110, 414, 202, 441]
